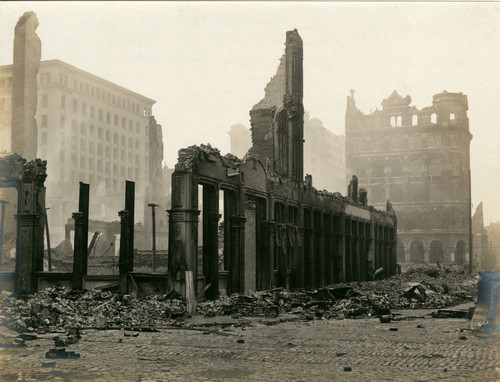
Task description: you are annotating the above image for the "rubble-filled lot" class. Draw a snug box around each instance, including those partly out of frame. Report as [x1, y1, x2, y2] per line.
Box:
[0, 265, 478, 341]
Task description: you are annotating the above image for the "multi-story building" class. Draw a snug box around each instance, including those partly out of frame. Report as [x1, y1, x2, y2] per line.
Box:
[303, 113, 346, 193]
[345, 90, 472, 265]
[0, 59, 159, 245]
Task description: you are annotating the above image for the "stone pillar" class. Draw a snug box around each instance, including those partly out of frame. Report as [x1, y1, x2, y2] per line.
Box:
[17, 158, 46, 296]
[11, 12, 41, 160]
[206, 212, 220, 298]
[168, 171, 198, 295]
[261, 221, 275, 290]
[230, 215, 242, 294]
[118, 210, 130, 294]
[317, 213, 325, 288]
[338, 213, 346, 283]
[276, 223, 287, 289]
[72, 212, 85, 290]
[304, 212, 314, 289]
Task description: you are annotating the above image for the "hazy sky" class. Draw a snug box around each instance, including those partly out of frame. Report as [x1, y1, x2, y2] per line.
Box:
[1, 2, 500, 223]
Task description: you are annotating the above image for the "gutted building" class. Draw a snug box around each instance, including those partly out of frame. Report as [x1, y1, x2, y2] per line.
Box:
[345, 90, 472, 266]
[168, 30, 397, 298]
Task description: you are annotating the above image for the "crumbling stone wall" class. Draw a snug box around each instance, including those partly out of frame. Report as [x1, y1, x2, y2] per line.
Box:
[10, 12, 41, 160]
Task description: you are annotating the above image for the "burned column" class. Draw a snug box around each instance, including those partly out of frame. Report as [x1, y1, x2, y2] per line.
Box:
[11, 12, 41, 160]
[118, 210, 130, 294]
[167, 166, 198, 295]
[72, 212, 85, 289]
[17, 158, 46, 295]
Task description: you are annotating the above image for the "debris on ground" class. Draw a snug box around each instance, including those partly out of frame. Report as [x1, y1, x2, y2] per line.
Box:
[0, 264, 478, 333]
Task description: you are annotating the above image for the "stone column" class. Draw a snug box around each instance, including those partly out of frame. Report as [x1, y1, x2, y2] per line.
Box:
[167, 171, 198, 295]
[17, 158, 47, 296]
[317, 213, 325, 288]
[261, 221, 275, 290]
[337, 213, 346, 283]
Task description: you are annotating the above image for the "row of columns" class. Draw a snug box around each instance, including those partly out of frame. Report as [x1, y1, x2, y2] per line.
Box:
[168, 170, 397, 298]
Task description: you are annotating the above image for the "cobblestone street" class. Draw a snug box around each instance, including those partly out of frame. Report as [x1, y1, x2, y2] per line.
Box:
[1, 315, 499, 382]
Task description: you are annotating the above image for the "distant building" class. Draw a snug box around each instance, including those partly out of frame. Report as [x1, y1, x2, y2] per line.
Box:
[228, 114, 346, 193]
[472, 202, 493, 270]
[303, 113, 345, 193]
[346, 90, 472, 265]
[228, 123, 252, 158]
[485, 221, 500, 271]
[0, 59, 161, 245]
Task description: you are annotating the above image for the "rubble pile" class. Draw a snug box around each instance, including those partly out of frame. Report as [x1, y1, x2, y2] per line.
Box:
[0, 265, 478, 333]
[197, 265, 478, 320]
[0, 288, 187, 333]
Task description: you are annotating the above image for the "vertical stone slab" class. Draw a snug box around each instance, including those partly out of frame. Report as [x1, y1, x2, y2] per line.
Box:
[11, 12, 41, 160]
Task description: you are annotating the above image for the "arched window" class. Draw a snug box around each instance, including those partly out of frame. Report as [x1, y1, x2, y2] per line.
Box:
[450, 113, 455, 121]
[113, 132, 118, 144]
[121, 136, 126, 146]
[430, 113, 437, 124]
[396, 116, 402, 127]
[128, 137, 133, 149]
[455, 241, 466, 264]
[412, 115, 418, 126]
[410, 241, 424, 263]
[429, 241, 444, 263]
[97, 127, 103, 140]
[105, 130, 111, 142]
[80, 123, 86, 135]
[390, 116, 396, 127]
[135, 140, 139, 150]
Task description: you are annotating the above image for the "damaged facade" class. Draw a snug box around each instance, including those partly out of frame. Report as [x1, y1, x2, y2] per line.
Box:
[168, 30, 397, 298]
[345, 90, 472, 266]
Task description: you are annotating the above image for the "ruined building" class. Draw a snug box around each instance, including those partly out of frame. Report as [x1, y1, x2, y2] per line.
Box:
[228, 115, 346, 193]
[345, 90, 472, 265]
[0, 59, 165, 245]
[168, 30, 397, 299]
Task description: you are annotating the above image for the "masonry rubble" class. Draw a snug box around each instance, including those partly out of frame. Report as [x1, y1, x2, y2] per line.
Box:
[0, 265, 478, 336]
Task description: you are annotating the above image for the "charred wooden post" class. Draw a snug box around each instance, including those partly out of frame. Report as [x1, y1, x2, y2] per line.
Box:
[125, 181, 135, 273]
[78, 182, 89, 275]
[118, 209, 130, 294]
[71, 212, 85, 289]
